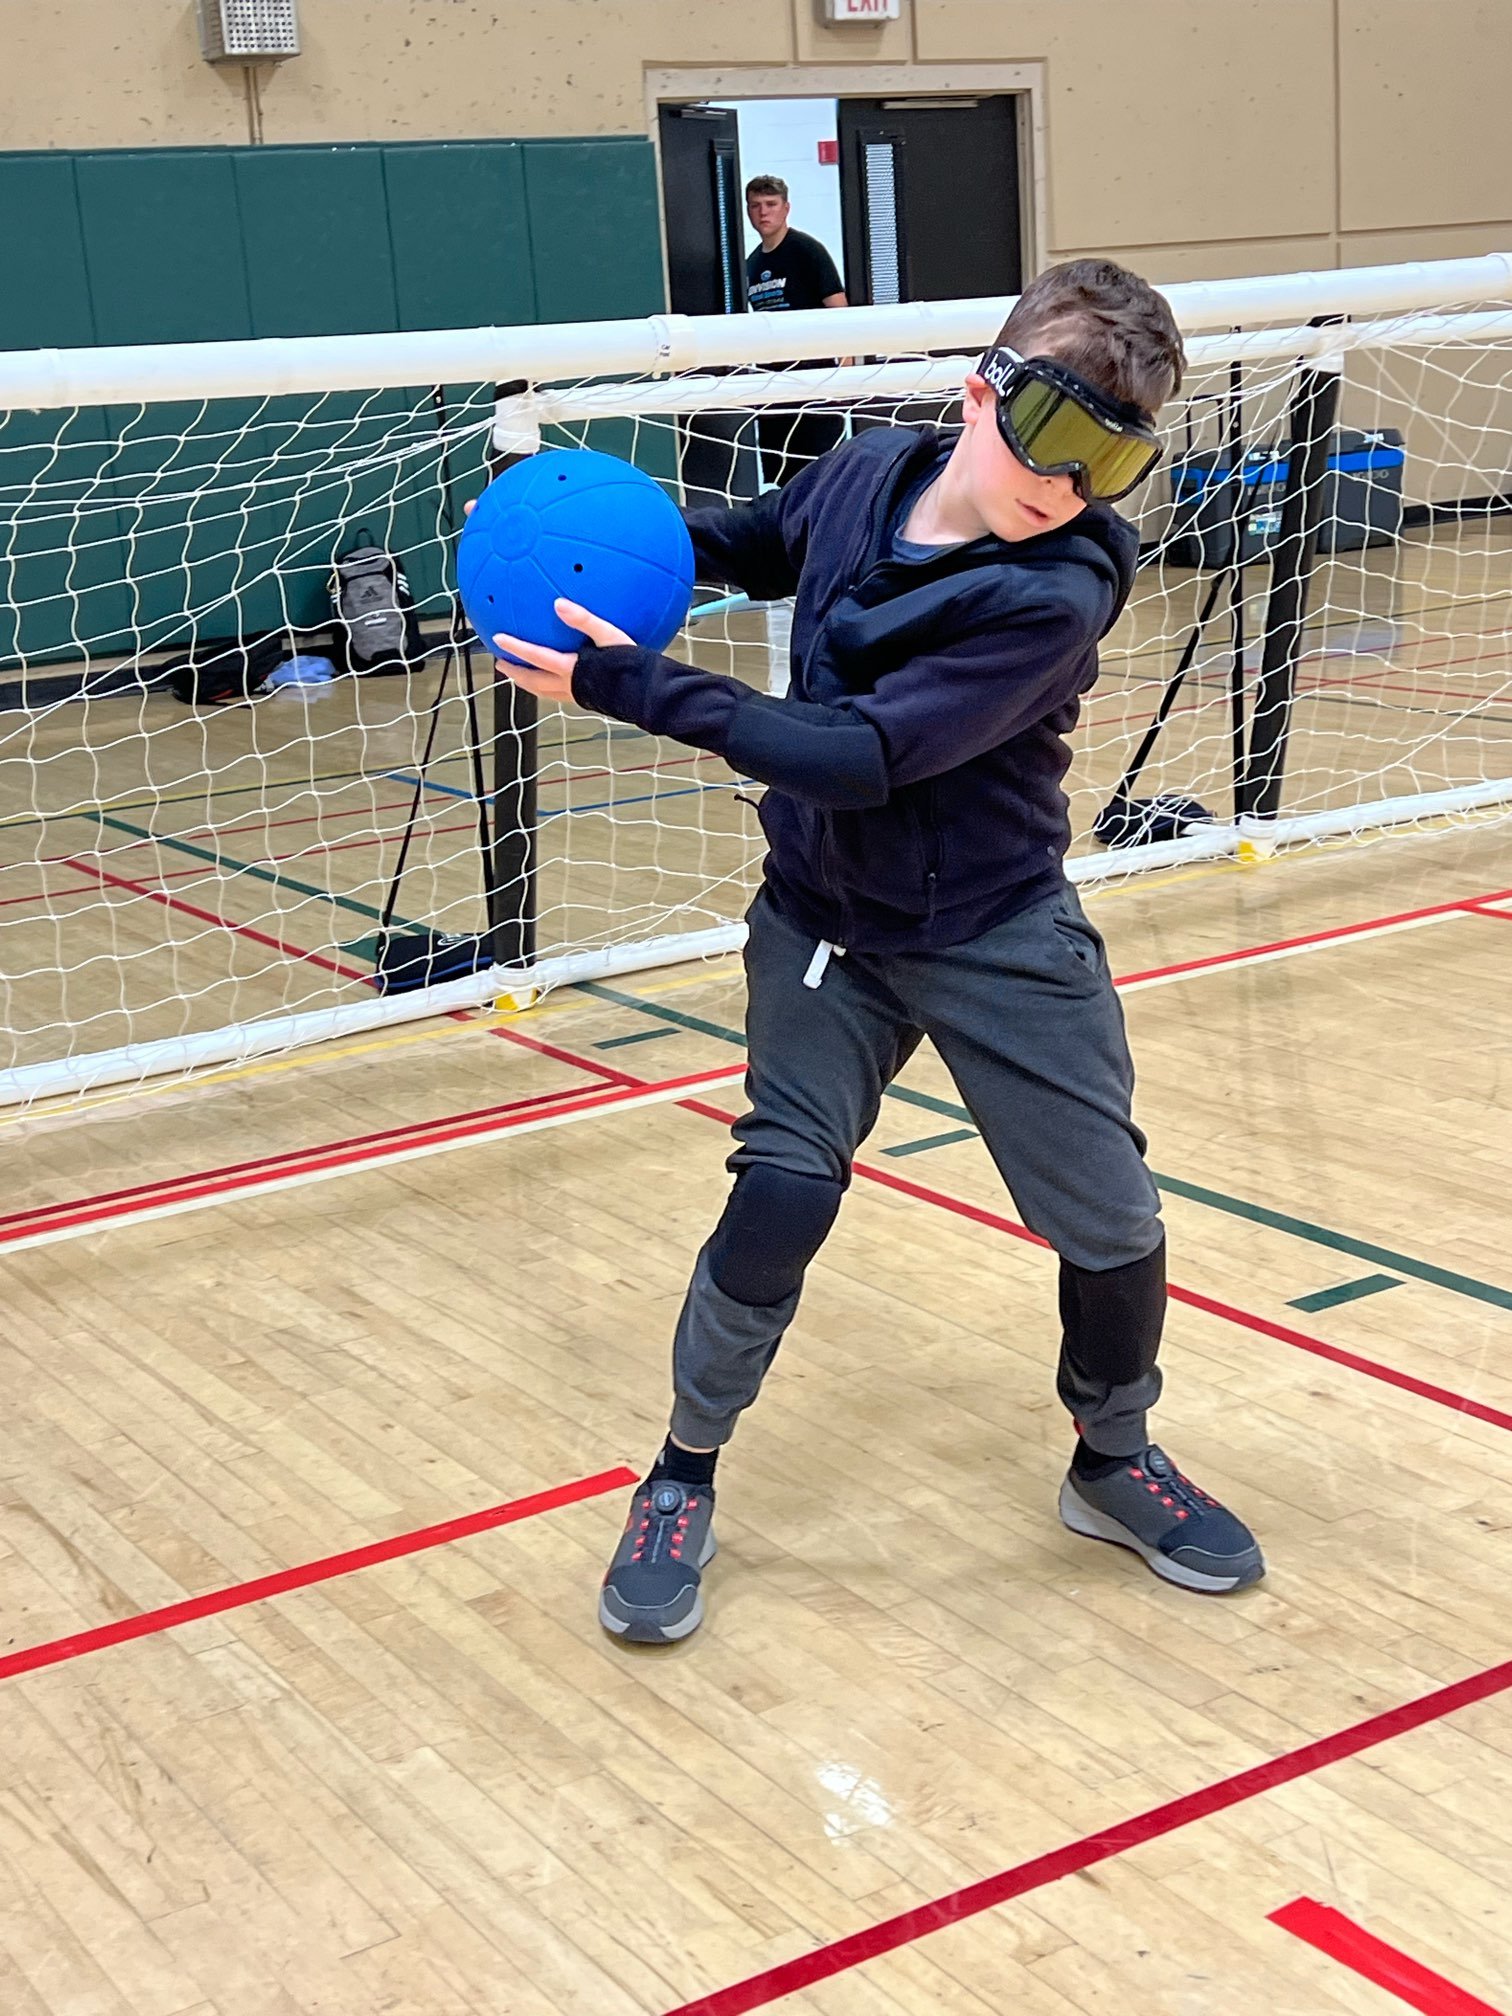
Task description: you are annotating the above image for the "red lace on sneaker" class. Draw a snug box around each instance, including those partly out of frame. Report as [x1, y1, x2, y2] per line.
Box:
[622, 1482, 702, 1573]
[1131, 1449, 1225, 1525]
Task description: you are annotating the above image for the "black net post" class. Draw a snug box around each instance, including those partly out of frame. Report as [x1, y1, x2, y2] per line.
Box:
[1238, 325, 1344, 820]
[1223, 357, 1250, 822]
[490, 679, 538, 971]
[486, 379, 539, 973]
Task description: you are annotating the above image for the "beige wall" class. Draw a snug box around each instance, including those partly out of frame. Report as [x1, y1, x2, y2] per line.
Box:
[5, 0, 1510, 286]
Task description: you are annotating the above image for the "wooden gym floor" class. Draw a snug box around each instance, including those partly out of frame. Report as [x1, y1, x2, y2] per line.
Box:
[1, 517, 1511, 2013]
[2, 813, 1512, 2013]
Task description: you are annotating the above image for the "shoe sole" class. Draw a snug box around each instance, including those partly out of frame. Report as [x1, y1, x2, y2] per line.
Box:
[1058, 1479, 1264, 1594]
[599, 1529, 719, 1644]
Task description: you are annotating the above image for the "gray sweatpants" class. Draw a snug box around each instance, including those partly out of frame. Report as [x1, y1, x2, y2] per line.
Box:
[669, 882, 1166, 1455]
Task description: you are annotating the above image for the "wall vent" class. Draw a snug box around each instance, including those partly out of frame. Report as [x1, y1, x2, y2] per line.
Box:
[199, 0, 300, 62]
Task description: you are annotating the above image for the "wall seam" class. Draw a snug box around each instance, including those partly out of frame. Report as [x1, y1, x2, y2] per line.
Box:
[243, 64, 265, 146]
[70, 155, 102, 345]
[1333, 0, 1343, 265]
[516, 145, 544, 326]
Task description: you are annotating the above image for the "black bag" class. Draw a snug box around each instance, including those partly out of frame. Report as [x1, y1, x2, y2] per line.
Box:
[373, 928, 494, 996]
[1093, 793, 1216, 849]
[330, 531, 424, 675]
[164, 632, 286, 707]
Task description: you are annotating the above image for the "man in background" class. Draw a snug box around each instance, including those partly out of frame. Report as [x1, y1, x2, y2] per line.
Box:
[744, 175, 848, 487]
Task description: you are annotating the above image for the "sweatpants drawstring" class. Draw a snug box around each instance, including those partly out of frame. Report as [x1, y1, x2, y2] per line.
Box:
[802, 940, 845, 990]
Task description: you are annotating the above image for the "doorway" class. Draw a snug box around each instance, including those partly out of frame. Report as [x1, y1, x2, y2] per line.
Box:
[654, 87, 1026, 502]
[838, 96, 1021, 305]
[656, 92, 1022, 316]
[657, 102, 746, 318]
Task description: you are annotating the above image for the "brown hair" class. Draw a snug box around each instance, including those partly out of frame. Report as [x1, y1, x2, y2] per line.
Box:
[745, 175, 789, 201]
[994, 259, 1185, 415]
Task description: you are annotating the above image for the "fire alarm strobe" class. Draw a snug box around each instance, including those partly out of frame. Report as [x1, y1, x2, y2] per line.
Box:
[199, 0, 300, 62]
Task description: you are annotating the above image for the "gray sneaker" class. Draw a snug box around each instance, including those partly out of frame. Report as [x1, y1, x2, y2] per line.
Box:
[1059, 1445, 1264, 1593]
[599, 1478, 717, 1643]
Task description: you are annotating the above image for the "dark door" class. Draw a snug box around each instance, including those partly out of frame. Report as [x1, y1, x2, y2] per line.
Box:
[657, 103, 758, 506]
[658, 103, 745, 316]
[838, 96, 1021, 305]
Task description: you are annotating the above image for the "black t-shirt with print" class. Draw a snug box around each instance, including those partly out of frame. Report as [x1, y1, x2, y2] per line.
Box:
[745, 229, 844, 314]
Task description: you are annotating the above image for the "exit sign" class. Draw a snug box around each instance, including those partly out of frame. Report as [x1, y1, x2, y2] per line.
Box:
[822, 0, 901, 19]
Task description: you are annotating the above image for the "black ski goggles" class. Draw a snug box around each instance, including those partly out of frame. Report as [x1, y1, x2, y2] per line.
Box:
[977, 345, 1163, 502]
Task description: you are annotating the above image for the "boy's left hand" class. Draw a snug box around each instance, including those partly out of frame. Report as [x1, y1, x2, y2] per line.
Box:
[492, 598, 633, 704]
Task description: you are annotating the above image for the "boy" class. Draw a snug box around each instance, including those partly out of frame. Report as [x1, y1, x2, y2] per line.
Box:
[743, 173, 850, 484]
[492, 259, 1265, 1645]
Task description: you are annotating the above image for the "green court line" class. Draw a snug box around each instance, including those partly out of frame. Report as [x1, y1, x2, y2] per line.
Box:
[1289, 1273, 1404, 1314]
[3, 721, 646, 834]
[578, 979, 1512, 1317]
[90, 809, 399, 926]
[594, 1026, 680, 1050]
[882, 1128, 979, 1157]
[1155, 1170, 1512, 1314]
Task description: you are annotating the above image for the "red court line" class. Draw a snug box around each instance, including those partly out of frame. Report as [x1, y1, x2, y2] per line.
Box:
[0, 1078, 600, 1235]
[151, 749, 722, 853]
[177, 791, 442, 847]
[0, 1063, 747, 1247]
[490, 1019, 644, 1090]
[0, 1467, 635, 1688]
[1150, 638, 1510, 726]
[18, 747, 720, 871]
[661, 1658, 1512, 2016]
[64, 857, 367, 982]
[1168, 1281, 1512, 1435]
[27, 797, 409, 867]
[483, 1022, 1512, 1445]
[0, 842, 469, 921]
[22, 899, 1512, 2010]
[727, 1124, 1512, 1435]
[38, 886, 1504, 1436]
[1269, 1898, 1505, 2016]
[1467, 902, 1512, 922]
[1113, 883, 1512, 988]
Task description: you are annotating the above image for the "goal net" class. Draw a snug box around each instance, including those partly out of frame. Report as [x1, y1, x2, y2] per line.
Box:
[2, 254, 1509, 1108]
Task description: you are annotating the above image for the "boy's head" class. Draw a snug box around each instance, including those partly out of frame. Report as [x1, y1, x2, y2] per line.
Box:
[956, 259, 1185, 543]
[745, 174, 791, 245]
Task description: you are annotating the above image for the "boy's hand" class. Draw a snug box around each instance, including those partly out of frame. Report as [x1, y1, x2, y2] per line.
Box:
[492, 598, 634, 705]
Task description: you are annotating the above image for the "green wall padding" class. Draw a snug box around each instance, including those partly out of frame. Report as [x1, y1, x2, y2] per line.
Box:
[237, 149, 401, 338]
[0, 155, 96, 349]
[384, 143, 537, 331]
[522, 140, 664, 325]
[77, 151, 253, 345]
[0, 136, 667, 671]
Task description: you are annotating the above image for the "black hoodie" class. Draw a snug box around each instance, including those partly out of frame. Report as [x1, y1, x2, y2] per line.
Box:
[571, 423, 1139, 953]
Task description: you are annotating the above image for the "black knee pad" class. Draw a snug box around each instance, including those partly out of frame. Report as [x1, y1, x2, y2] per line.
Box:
[707, 1166, 844, 1307]
[1058, 1237, 1167, 1387]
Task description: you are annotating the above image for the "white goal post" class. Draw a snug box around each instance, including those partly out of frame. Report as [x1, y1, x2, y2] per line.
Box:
[1, 252, 1509, 1108]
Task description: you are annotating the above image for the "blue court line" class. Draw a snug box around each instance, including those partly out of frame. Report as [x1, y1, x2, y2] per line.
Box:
[384, 770, 477, 801]
[593, 1026, 680, 1050]
[882, 1128, 980, 1158]
[1288, 1274, 1404, 1314]
[539, 779, 753, 822]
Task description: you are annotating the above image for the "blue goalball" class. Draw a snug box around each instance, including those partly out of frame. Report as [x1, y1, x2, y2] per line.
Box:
[457, 448, 694, 663]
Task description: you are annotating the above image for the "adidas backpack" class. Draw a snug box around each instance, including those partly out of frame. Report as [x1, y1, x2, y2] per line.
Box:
[330, 531, 424, 675]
